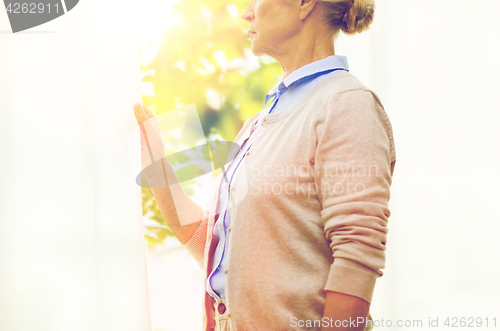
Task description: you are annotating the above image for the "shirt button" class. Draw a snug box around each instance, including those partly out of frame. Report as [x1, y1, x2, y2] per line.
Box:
[217, 303, 226, 315]
[263, 117, 267, 123]
[219, 226, 222, 232]
[228, 227, 231, 232]
[224, 269, 228, 274]
[246, 152, 250, 156]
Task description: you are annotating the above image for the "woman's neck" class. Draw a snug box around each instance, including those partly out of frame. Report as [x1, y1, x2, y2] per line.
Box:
[277, 28, 336, 79]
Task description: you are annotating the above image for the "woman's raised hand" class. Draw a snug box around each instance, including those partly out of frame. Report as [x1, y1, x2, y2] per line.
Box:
[133, 103, 168, 183]
[133, 102, 154, 124]
[132, 103, 203, 241]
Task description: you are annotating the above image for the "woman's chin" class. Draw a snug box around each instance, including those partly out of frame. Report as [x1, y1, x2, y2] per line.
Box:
[250, 43, 265, 57]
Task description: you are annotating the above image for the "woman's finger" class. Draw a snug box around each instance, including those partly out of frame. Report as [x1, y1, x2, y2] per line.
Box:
[133, 102, 148, 124]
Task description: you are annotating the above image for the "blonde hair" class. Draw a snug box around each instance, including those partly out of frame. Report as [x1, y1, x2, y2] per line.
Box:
[317, 0, 375, 37]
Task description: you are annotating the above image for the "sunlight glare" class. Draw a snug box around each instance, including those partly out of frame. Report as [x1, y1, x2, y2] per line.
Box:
[137, 0, 184, 66]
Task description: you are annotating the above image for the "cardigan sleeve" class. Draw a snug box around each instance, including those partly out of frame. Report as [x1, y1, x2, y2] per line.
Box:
[182, 171, 223, 269]
[182, 215, 209, 269]
[315, 88, 395, 304]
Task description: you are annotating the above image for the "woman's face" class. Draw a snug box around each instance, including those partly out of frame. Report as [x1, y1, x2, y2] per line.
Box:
[241, 0, 301, 57]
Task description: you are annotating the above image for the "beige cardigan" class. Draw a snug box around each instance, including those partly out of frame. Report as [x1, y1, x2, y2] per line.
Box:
[182, 71, 396, 331]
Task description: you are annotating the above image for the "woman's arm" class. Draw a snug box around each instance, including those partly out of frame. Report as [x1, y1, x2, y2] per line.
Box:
[315, 88, 395, 309]
[133, 103, 206, 246]
[149, 178, 203, 245]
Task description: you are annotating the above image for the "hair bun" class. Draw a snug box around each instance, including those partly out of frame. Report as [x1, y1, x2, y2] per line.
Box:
[341, 0, 374, 35]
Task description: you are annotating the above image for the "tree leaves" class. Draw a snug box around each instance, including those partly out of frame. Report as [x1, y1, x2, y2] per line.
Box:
[141, 0, 283, 248]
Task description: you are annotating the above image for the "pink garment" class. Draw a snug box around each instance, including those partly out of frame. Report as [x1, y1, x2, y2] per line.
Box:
[183, 71, 396, 331]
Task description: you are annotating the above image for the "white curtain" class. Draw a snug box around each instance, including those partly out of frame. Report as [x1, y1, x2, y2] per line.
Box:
[0, 1, 151, 331]
[336, 0, 500, 327]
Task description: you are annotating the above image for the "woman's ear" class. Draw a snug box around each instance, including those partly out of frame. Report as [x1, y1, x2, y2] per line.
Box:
[299, 0, 317, 21]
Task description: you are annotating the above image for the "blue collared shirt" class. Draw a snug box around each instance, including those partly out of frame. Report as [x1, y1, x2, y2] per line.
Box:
[206, 55, 350, 299]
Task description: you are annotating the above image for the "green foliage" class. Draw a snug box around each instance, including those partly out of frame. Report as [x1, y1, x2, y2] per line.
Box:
[141, 0, 283, 248]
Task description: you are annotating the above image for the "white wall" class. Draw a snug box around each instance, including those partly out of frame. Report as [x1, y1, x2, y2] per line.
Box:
[336, 0, 500, 328]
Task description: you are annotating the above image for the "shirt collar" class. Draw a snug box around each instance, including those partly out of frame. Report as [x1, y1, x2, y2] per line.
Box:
[265, 55, 349, 105]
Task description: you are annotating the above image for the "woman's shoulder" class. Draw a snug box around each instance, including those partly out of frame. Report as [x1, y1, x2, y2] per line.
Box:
[316, 71, 382, 106]
[303, 71, 387, 128]
[311, 71, 396, 170]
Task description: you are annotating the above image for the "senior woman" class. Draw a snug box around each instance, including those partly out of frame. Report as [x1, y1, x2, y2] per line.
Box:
[134, 0, 395, 330]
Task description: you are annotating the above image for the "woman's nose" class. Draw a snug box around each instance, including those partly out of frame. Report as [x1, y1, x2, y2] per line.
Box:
[240, 1, 255, 21]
